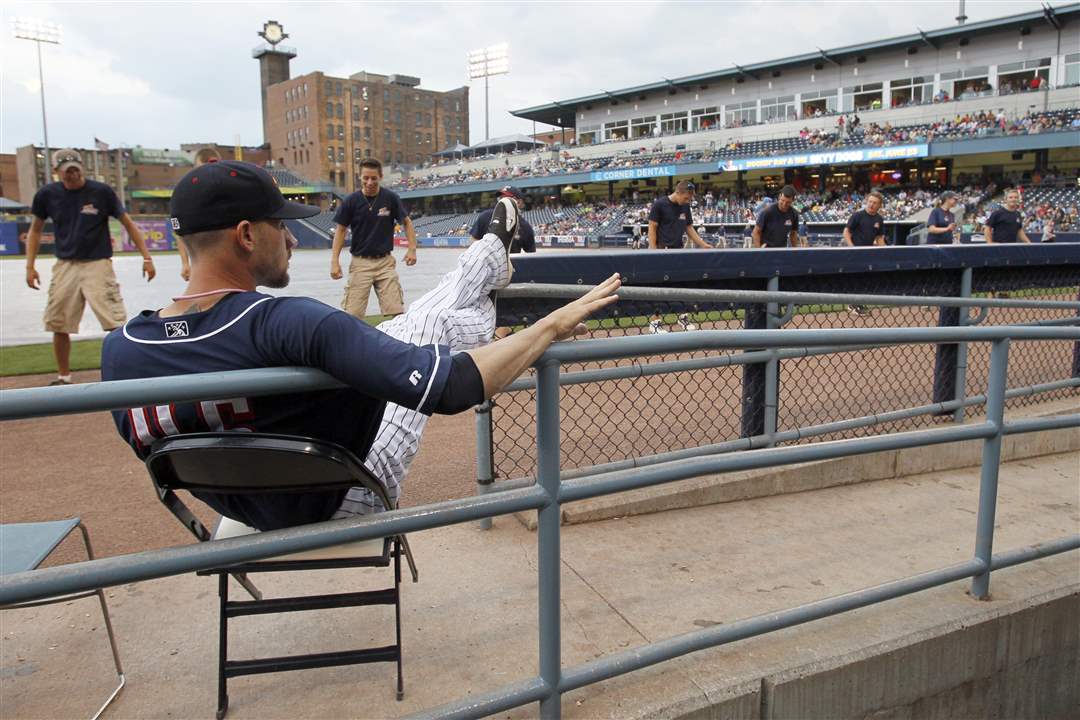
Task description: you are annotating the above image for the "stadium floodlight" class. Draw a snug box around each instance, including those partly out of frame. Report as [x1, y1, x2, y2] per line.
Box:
[467, 43, 509, 141]
[12, 17, 62, 186]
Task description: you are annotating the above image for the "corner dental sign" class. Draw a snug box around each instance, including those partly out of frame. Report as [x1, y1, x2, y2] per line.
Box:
[719, 144, 929, 172]
[590, 165, 678, 182]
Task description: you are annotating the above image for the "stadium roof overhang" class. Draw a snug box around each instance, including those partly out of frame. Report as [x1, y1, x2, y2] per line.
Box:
[511, 3, 1080, 128]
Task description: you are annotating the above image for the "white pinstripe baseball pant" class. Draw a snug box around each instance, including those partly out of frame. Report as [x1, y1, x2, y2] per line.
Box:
[334, 234, 511, 517]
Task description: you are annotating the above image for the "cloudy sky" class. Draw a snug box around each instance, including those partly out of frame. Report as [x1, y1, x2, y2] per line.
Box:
[1, 1, 1051, 154]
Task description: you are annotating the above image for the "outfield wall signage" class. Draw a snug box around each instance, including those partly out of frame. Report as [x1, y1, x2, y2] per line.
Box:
[719, 144, 929, 172]
[589, 165, 677, 182]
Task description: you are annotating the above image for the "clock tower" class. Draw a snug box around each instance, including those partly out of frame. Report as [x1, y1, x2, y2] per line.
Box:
[253, 20, 296, 145]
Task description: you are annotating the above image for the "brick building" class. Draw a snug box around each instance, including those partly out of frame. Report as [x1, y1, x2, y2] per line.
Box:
[264, 70, 469, 194]
[0, 153, 18, 201]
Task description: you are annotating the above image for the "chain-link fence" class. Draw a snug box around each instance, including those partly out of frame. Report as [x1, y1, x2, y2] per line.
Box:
[488, 254, 1080, 481]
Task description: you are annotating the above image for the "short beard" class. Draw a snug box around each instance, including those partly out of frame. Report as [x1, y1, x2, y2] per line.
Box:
[259, 270, 290, 289]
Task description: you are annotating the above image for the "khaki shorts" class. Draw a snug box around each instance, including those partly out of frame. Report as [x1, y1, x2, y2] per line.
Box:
[342, 254, 404, 318]
[44, 258, 127, 334]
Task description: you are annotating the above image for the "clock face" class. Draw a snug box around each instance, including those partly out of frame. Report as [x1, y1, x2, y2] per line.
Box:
[263, 21, 284, 44]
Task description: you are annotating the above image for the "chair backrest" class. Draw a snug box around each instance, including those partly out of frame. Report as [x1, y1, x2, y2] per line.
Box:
[145, 433, 396, 533]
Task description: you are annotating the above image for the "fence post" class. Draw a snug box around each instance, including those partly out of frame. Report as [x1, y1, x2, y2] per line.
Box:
[971, 338, 1009, 600]
[932, 270, 963, 409]
[740, 283, 769, 439]
[764, 275, 781, 446]
[953, 267, 974, 423]
[536, 360, 563, 719]
[475, 400, 495, 531]
[1073, 287, 1080, 380]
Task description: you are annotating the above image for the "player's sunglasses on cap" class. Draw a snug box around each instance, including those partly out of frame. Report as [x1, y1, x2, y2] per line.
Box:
[169, 160, 319, 236]
[53, 149, 84, 170]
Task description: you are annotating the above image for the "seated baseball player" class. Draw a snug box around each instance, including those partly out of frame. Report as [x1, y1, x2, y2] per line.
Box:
[102, 161, 620, 531]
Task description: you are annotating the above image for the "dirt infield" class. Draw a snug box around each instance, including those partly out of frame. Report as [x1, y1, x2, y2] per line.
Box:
[0, 371, 475, 565]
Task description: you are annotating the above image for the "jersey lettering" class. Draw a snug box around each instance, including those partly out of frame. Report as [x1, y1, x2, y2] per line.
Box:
[126, 398, 254, 449]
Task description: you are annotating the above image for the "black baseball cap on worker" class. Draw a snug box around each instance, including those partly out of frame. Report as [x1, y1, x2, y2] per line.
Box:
[498, 185, 523, 200]
[169, 160, 318, 236]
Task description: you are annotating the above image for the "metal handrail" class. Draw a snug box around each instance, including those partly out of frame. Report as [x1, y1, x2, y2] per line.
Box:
[0, 325, 1078, 720]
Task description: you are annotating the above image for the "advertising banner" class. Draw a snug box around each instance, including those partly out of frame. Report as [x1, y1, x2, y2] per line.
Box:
[538, 235, 587, 248]
[118, 218, 175, 252]
[719, 144, 929, 172]
[589, 165, 678, 183]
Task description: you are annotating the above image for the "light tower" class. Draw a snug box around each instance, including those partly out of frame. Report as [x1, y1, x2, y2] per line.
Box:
[468, 43, 509, 142]
[12, 17, 62, 185]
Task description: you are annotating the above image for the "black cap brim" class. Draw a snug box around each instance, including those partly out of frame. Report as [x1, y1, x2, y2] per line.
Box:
[268, 200, 321, 220]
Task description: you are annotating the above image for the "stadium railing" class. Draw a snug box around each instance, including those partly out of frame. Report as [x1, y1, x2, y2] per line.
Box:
[0, 321, 1078, 719]
[484, 245, 1080, 484]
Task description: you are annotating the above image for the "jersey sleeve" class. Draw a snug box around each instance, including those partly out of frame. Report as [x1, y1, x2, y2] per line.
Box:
[392, 193, 407, 223]
[106, 185, 126, 218]
[846, 212, 859, 232]
[984, 209, 1001, 229]
[520, 220, 536, 253]
[791, 209, 800, 233]
[928, 208, 945, 227]
[332, 196, 353, 227]
[755, 208, 768, 229]
[686, 205, 694, 226]
[256, 298, 452, 416]
[468, 210, 489, 239]
[30, 187, 50, 220]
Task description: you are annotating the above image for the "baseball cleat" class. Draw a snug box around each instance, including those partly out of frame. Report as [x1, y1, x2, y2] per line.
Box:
[677, 313, 699, 331]
[487, 197, 520, 254]
[648, 319, 669, 334]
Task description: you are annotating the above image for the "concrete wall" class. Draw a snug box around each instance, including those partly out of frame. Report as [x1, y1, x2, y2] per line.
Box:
[672, 588, 1079, 720]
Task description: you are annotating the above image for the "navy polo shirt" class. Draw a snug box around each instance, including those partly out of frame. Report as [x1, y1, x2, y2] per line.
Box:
[468, 208, 536, 253]
[846, 210, 885, 246]
[984, 208, 1022, 243]
[31, 180, 124, 260]
[648, 196, 693, 249]
[926, 207, 955, 245]
[755, 203, 799, 248]
[333, 187, 407, 257]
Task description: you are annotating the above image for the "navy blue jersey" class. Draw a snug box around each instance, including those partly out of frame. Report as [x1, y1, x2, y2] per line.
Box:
[333, 187, 406, 257]
[755, 203, 799, 248]
[927, 207, 955, 245]
[101, 292, 451, 530]
[985, 208, 1022, 243]
[468, 208, 536, 253]
[31, 180, 124, 260]
[845, 210, 885, 246]
[648, 196, 693, 249]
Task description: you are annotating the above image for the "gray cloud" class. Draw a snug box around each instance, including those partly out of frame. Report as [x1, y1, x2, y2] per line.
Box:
[1, 1, 1049, 154]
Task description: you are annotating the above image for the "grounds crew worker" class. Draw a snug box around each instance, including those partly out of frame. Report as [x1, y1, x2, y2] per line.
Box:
[26, 148, 156, 386]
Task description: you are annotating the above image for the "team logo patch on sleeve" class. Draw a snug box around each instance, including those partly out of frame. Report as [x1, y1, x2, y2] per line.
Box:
[164, 320, 190, 338]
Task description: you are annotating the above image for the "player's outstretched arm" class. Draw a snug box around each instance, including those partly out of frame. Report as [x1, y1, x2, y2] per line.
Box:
[466, 273, 621, 398]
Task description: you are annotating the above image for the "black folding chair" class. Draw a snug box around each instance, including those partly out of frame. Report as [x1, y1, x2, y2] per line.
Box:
[144, 432, 417, 719]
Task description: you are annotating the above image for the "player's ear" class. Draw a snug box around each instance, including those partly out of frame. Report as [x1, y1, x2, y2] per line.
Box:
[234, 220, 257, 254]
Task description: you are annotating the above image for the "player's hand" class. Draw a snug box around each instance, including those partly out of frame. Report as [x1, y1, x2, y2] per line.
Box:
[330, 262, 343, 280]
[545, 273, 621, 341]
[142, 258, 156, 282]
[404, 248, 417, 266]
[26, 266, 40, 290]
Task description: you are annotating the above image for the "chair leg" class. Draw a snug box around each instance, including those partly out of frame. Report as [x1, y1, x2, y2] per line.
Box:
[394, 539, 404, 702]
[77, 523, 126, 720]
[217, 573, 229, 720]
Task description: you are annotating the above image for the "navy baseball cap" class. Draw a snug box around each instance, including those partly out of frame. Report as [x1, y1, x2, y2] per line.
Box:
[169, 160, 318, 236]
[498, 185, 523, 200]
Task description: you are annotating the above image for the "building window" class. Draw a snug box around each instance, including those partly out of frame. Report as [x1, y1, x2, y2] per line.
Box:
[425, 132, 431, 144]
[338, 125, 344, 140]
[889, 77, 933, 107]
[362, 86, 369, 100]
[800, 88, 838, 117]
[325, 80, 333, 94]
[841, 82, 884, 111]
[326, 101, 333, 115]
[660, 111, 689, 134]
[384, 129, 391, 142]
[336, 103, 344, 119]
[938, 68, 989, 100]
[353, 127, 361, 140]
[327, 146, 335, 162]
[335, 81, 342, 96]
[997, 58, 1052, 94]
[603, 119, 629, 141]
[353, 105, 360, 121]
[305, 149, 310, 163]
[363, 107, 370, 121]
[725, 100, 757, 127]
[338, 147, 345, 162]
[327, 123, 334, 137]
[395, 110, 401, 123]
[690, 106, 721, 131]
[578, 124, 600, 145]
[365, 147, 372, 158]
[761, 95, 796, 123]
[385, 150, 392, 161]
[416, 112, 422, 127]
[303, 83, 308, 96]
[414, 132, 421, 144]
[1066, 53, 1080, 87]
[383, 109, 391, 121]
[395, 129, 402, 143]
[365, 127, 371, 139]
[354, 148, 361, 161]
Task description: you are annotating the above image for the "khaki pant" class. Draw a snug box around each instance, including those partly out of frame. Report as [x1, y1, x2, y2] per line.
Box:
[342, 254, 404, 318]
[44, 258, 127, 334]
